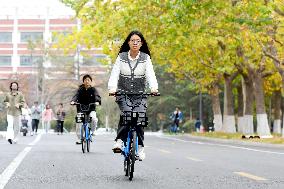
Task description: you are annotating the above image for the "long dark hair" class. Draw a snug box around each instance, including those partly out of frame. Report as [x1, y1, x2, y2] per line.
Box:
[119, 30, 151, 57]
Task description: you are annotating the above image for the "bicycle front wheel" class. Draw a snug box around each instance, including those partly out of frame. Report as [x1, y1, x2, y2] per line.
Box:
[129, 131, 137, 181]
[81, 125, 86, 153]
[124, 159, 130, 176]
[87, 128, 91, 152]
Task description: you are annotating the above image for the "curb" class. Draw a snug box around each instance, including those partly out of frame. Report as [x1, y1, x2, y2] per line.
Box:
[177, 134, 284, 149]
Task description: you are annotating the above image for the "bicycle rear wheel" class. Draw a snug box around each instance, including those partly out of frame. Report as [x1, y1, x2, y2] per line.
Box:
[129, 131, 137, 181]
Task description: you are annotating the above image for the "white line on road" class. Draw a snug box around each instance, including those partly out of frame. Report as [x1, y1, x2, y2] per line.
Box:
[158, 136, 284, 155]
[159, 149, 171, 154]
[0, 147, 31, 189]
[0, 134, 41, 189]
[234, 172, 267, 181]
[29, 134, 42, 146]
[186, 156, 203, 162]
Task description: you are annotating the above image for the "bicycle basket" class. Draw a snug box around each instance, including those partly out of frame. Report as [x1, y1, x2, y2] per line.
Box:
[122, 111, 148, 127]
[79, 104, 90, 112]
[75, 113, 85, 123]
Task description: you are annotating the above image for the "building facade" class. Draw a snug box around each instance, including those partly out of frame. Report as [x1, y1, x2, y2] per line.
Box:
[0, 0, 107, 80]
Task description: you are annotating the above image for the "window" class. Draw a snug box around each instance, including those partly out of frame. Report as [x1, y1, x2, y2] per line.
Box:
[51, 31, 71, 43]
[0, 32, 12, 43]
[83, 54, 107, 66]
[20, 32, 43, 43]
[0, 56, 11, 66]
[20, 56, 43, 66]
[50, 56, 74, 67]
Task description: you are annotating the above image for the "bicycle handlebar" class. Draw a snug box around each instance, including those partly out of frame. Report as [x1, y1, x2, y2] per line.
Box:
[71, 102, 98, 105]
[109, 92, 160, 96]
[71, 102, 98, 112]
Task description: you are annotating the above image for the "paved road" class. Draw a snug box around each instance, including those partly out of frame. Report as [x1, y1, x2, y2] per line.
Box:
[0, 132, 284, 189]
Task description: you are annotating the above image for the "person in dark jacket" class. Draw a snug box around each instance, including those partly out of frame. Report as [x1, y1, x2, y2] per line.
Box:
[71, 74, 101, 144]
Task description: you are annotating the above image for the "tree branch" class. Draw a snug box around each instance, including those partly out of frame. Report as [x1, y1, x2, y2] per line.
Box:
[275, 7, 284, 17]
[191, 48, 218, 71]
[262, 71, 275, 78]
[263, 51, 281, 65]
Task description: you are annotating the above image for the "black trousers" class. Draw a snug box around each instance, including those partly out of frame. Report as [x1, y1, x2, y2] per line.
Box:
[32, 119, 39, 132]
[57, 120, 64, 133]
[174, 119, 180, 127]
[115, 115, 145, 146]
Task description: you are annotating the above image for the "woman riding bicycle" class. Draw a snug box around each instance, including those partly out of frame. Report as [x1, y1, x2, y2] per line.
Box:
[71, 74, 101, 144]
[108, 30, 158, 160]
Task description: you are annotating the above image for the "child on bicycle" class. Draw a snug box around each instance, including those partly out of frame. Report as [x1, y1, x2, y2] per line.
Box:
[71, 74, 101, 145]
[108, 30, 158, 160]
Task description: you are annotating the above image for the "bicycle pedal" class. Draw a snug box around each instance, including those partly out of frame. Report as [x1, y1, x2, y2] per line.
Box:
[112, 148, 122, 153]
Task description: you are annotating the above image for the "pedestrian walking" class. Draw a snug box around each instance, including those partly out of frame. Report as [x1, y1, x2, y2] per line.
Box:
[170, 107, 183, 133]
[3, 82, 26, 144]
[195, 117, 201, 132]
[31, 101, 41, 135]
[20, 103, 32, 136]
[56, 103, 66, 135]
[42, 104, 54, 133]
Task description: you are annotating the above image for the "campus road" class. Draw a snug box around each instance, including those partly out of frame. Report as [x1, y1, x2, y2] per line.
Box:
[0, 132, 284, 189]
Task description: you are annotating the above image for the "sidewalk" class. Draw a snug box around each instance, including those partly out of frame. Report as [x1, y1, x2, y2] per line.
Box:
[0, 131, 5, 139]
[180, 133, 284, 149]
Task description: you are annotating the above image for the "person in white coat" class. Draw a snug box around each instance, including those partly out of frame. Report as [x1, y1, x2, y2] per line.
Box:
[108, 30, 159, 160]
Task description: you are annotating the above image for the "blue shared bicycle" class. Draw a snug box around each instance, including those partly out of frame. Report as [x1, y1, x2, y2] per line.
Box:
[74, 102, 96, 153]
[110, 92, 160, 180]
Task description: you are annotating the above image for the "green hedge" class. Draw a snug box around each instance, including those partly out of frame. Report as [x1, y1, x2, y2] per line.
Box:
[181, 120, 196, 133]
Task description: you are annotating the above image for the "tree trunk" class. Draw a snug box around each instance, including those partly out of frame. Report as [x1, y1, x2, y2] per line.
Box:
[273, 90, 281, 134]
[242, 74, 254, 136]
[268, 43, 284, 137]
[254, 73, 272, 138]
[237, 81, 244, 133]
[282, 78, 284, 137]
[210, 85, 222, 131]
[222, 74, 236, 133]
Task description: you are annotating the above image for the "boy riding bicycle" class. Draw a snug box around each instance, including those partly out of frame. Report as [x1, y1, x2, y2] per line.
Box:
[71, 74, 101, 144]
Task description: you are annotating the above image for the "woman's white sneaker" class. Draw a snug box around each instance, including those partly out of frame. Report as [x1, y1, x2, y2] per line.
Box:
[138, 146, 145, 161]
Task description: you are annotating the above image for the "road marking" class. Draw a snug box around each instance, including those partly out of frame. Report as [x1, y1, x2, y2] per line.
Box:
[186, 156, 203, 162]
[0, 147, 32, 189]
[158, 136, 284, 155]
[159, 149, 171, 154]
[29, 134, 42, 146]
[234, 172, 267, 181]
[0, 134, 41, 189]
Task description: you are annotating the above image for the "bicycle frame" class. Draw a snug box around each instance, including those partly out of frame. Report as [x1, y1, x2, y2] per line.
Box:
[74, 102, 97, 153]
[110, 92, 160, 180]
[123, 128, 139, 158]
[81, 121, 91, 142]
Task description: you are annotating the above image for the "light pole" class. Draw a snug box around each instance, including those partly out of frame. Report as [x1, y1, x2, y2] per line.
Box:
[75, 45, 81, 80]
[199, 88, 203, 129]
